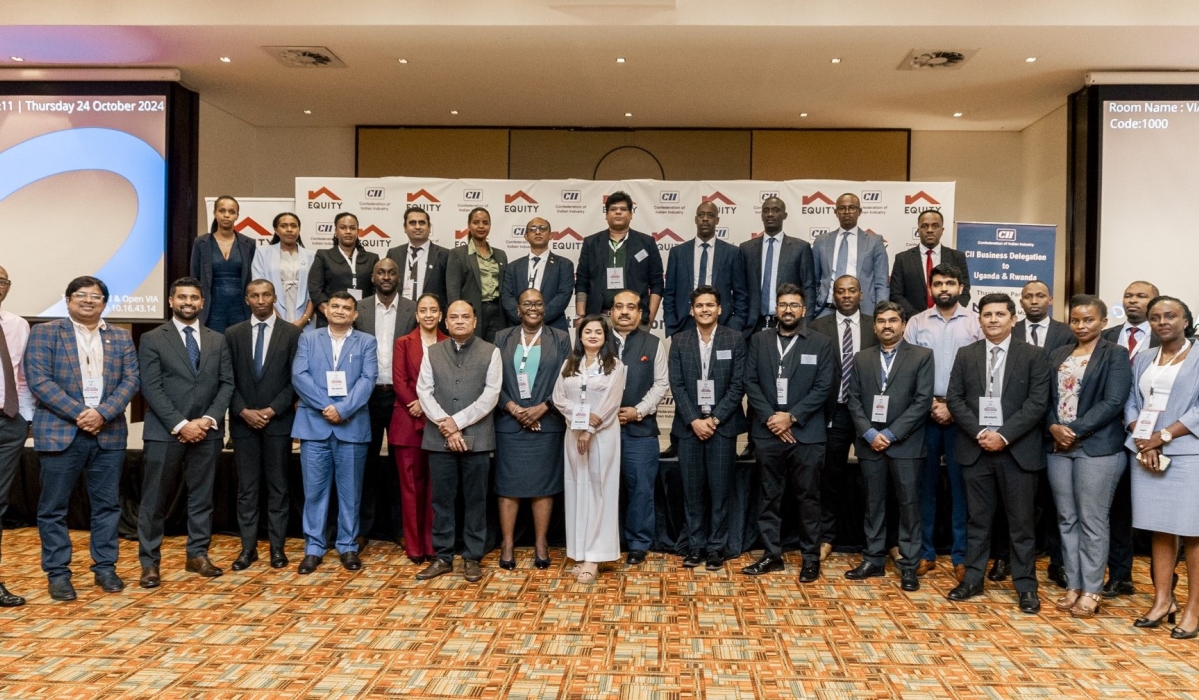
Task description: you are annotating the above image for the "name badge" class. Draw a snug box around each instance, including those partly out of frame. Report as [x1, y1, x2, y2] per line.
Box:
[571, 403, 592, 430]
[326, 371, 348, 397]
[82, 377, 102, 408]
[1149, 393, 1169, 412]
[517, 372, 532, 400]
[979, 397, 1003, 426]
[776, 378, 788, 405]
[606, 267, 624, 289]
[871, 395, 889, 422]
[346, 288, 363, 301]
[634, 249, 648, 263]
[716, 350, 732, 361]
[1132, 409, 1160, 439]
[801, 354, 817, 365]
[697, 380, 715, 407]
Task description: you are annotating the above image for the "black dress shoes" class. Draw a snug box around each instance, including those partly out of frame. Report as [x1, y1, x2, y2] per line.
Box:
[0, 583, 25, 607]
[682, 552, 703, 568]
[297, 554, 323, 575]
[1101, 579, 1135, 598]
[705, 552, 723, 571]
[1046, 563, 1068, 589]
[340, 551, 362, 571]
[534, 553, 552, 570]
[270, 548, 288, 569]
[741, 555, 785, 576]
[1019, 591, 1042, 614]
[987, 559, 1010, 582]
[659, 443, 678, 459]
[901, 568, 920, 592]
[947, 581, 985, 601]
[48, 578, 77, 602]
[845, 561, 885, 580]
[94, 571, 125, 593]
[799, 560, 821, 583]
[231, 550, 258, 571]
[626, 550, 647, 566]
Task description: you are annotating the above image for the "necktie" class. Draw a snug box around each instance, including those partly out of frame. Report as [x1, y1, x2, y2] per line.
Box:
[839, 319, 853, 403]
[1030, 323, 1040, 347]
[834, 231, 850, 278]
[528, 256, 541, 289]
[183, 326, 200, 372]
[0, 326, 18, 418]
[254, 322, 267, 377]
[698, 242, 710, 288]
[925, 249, 934, 308]
[761, 237, 776, 316]
[1127, 327, 1139, 356]
[408, 246, 420, 299]
[988, 346, 1002, 396]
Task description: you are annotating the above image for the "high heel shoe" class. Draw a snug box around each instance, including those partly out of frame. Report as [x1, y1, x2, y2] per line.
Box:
[498, 550, 516, 570]
[534, 554, 551, 570]
[1134, 598, 1178, 628]
[1171, 623, 1199, 639]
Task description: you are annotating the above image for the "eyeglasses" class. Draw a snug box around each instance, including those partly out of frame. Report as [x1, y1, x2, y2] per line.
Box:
[525, 225, 550, 233]
[519, 301, 545, 309]
[0, 279, 10, 288]
[776, 302, 805, 311]
[71, 292, 105, 302]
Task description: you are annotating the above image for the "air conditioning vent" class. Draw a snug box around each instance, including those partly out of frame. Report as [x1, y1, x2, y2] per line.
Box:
[263, 46, 346, 68]
[898, 49, 977, 71]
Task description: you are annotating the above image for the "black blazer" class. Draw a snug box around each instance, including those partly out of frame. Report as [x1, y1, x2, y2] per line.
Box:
[500, 252, 575, 332]
[847, 341, 934, 459]
[889, 245, 971, 319]
[190, 232, 257, 326]
[308, 246, 379, 318]
[137, 321, 235, 442]
[1101, 324, 1160, 352]
[226, 318, 301, 438]
[744, 327, 836, 444]
[663, 238, 749, 336]
[445, 243, 509, 336]
[668, 325, 747, 439]
[494, 324, 571, 434]
[386, 242, 450, 311]
[574, 229, 664, 318]
[1014, 318, 1076, 355]
[353, 294, 418, 347]
[1045, 339, 1133, 456]
[739, 233, 818, 329]
[946, 338, 1052, 470]
[808, 311, 878, 413]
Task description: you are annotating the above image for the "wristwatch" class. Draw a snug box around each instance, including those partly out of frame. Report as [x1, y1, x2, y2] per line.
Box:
[712, 417, 721, 426]
[1160, 429, 1173, 444]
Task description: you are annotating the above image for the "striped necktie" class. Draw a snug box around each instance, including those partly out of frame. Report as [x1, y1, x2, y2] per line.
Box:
[839, 319, 853, 403]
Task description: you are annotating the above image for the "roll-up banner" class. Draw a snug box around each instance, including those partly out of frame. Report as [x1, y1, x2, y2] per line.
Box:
[955, 222, 1057, 318]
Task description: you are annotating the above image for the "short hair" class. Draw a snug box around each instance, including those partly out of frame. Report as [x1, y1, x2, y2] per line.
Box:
[65, 276, 109, 302]
[1022, 279, 1051, 294]
[917, 209, 943, 223]
[873, 300, 905, 321]
[416, 292, 441, 309]
[929, 263, 965, 286]
[1068, 294, 1107, 318]
[978, 293, 1016, 315]
[327, 291, 358, 309]
[170, 276, 203, 298]
[1127, 280, 1160, 297]
[612, 289, 641, 305]
[834, 274, 860, 290]
[403, 206, 430, 225]
[776, 282, 805, 301]
[333, 212, 359, 228]
[1147, 295, 1196, 338]
[604, 191, 634, 213]
[446, 299, 476, 316]
[244, 278, 276, 294]
[690, 284, 721, 306]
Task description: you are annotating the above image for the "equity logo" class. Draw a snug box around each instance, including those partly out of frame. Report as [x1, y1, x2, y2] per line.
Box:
[801, 191, 835, 215]
[904, 190, 940, 214]
[455, 228, 470, 240]
[235, 218, 272, 238]
[504, 190, 539, 213]
[359, 225, 389, 239]
[307, 187, 343, 210]
[904, 191, 939, 205]
[702, 191, 737, 214]
[654, 229, 685, 243]
[406, 189, 442, 211]
[802, 192, 835, 206]
[553, 227, 584, 241]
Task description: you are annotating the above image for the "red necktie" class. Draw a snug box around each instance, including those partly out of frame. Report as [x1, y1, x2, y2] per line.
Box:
[1127, 327, 1138, 357]
[924, 249, 934, 309]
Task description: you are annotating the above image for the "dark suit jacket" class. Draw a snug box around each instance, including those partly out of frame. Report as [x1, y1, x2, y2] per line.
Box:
[138, 321, 235, 442]
[390, 326, 447, 447]
[739, 233, 818, 329]
[353, 294, 418, 350]
[668, 324, 747, 439]
[1014, 318, 1076, 355]
[308, 246, 380, 315]
[227, 317, 301, 438]
[889, 245, 971, 318]
[946, 338, 1051, 470]
[1045, 339, 1133, 456]
[744, 327, 836, 444]
[494, 324, 571, 434]
[808, 311, 878, 413]
[663, 238, 749, 336]
[446, 243, 509, 336]
[847, 341, 934, 459]
[501, 252, 574, 332]
[190, 232, 257, 326]
[575, 229, 664, 318]
[1101, 324, 1160, 353]
[386, 242, 450, 311]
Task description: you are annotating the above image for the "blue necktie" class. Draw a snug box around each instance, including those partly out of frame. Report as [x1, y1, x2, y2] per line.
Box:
[698, 242, 710, 288]
[761, 237, 776, 315]
[183, 326, 200, 372]
[834, 231, 850, 279]
[254, 322, 267, 377]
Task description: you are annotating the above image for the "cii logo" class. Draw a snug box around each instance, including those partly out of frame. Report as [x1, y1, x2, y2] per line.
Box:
[316, 222, 335, 236]
[462, 189, 483, 201]
[660, 191, 680, 203]
[511, 226, 527, 238]
[365, 188, 385, 199]
[235, 218, 272, 238]
[703, 192, 736, 214]
[904, 190, 940, 214]
[715, 227, 729, 239]
[809, 227, 832, 240]
[504, 191, 538, 213]
[996, 228, 1017, 241]
[861, 190, 881, 202]
[307, 187, 343, 210]
[758, 191, 779, 202]
[406, 189, 441, 211]
[561, 190, 581, 202]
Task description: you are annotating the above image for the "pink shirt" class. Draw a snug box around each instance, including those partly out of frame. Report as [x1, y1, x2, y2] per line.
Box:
[0, 309, 33, 420]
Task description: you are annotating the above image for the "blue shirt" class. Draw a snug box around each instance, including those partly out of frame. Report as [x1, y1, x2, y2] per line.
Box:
[903, 304, 982, 396]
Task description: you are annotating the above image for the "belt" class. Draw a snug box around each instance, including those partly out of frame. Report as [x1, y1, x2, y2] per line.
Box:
[374, 384, 394, 393]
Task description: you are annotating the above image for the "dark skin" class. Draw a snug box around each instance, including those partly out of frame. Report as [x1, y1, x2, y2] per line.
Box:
[212, 198, 239, 260]
[505, 289, 550, 431]
[1020, 281, 1052, 324]
[832, 276, 862, 316]
[1048, 304, 1105, 453]
[869, 310, 906, 452]
[372, 258, 400, 305]
[1122, 282, 1157, 325]
[695, 201, 719, 242]
[917, 211, 944, 249]
[468, 210, 492, 256]
[239, 281, 281, 430]
[760, 197, 787, 235]
[835, 193, 861, 231]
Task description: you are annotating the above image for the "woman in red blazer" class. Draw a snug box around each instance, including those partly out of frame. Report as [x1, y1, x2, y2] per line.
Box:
[390, 293, 447, 564]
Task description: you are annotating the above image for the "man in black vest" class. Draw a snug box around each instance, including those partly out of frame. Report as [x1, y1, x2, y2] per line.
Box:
[610, 289, 669, 565]
[742, 283, 835, 583]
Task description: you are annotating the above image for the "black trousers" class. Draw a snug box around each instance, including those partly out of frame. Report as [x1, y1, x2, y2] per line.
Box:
[429, 450, 490, 563]
[679, 432, 736, 556]
[963, 452, 1039, 593]
[0, 414, 28, 568]
[360, 387, 401, 540]
[820, 403, 859, 545]
[1106, 462, 1134, 582]
[860, 456, 922, 569]
[990, 470, 1062, 567]
[479, 300, 508, 345]
[139, 439, 220, 567]
[754, 438, 823, 560]
[232, 430, 291, 551]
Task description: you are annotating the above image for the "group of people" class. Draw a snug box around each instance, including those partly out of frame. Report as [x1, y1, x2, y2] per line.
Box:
[0, 191, 1196, 642]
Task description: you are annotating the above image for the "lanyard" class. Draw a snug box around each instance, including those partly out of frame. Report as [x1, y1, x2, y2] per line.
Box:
[1147, 339, 1191, 404]
[580, 357, 599, 403]
[880, 348, 897, 393]
[75, 324, 103, 379]
[331, 332, 349, 367]
[986, 347, 1003, 398]
[609, 236, 626, 265]
[528, 256, 542, 288]
[776, 334, 798, 378]
[518, 327, 542, 373]
[341, 248, 358, 288]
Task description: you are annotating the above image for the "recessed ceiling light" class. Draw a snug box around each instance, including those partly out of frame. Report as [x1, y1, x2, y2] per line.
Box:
[830, 57, 842, 64]
[450, 110, 459, 115]
[219, 56, 231, 63]
[1025, 57, 1037, 63]
[953, 112, 964, 118]
[616, 57, 626, 63]
[10, 56, 24, 62]
[800, 113, 809, 118]
[625, 112, 632, 117]
[397, 58, 408, 64]
[303, 110, 312, 115]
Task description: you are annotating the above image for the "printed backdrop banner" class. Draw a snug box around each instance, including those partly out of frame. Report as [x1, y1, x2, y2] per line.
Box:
[203, 197, 295, 249]
[955, 222, 1057, 318]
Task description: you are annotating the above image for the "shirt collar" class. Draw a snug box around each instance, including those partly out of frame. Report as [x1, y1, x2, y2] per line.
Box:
[931, 304, 971, 322]
[70, 317, 106, 333]
[987, 334, 1013, 354]
[172, 317, 199, 334]
[375, 296, 398, 312]
[452, 335, 475, 352]
[1126, 320, 1149, 334]
[253, 313, 277, 330]
[835, 311, 859, 326]
[837, 227, 857, 236]
[921, 243, 942, 256]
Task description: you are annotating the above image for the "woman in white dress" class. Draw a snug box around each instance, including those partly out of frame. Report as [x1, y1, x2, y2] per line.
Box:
[250, 212, 316, 327]
[552, 315, 626, 584]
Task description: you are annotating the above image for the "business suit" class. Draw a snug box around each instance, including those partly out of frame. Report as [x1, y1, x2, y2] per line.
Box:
[387, 242, 449, 309]
[889, 245, 971, 318]
[227, 316, 301, 556]
[575, 229, 664, 320]
[809, 311, 878, 547]
[847, 341, 934, 570]
[740, 232, 818, 332]
[668, 325, 746, 557]
[25, 318, 139, 584]
[291, 328, 378, 557]
[946, 337, 1051, 593]
[812, 229, 890, 316]
[663, 238, 749, 336]
[744, 327, 836, 563]
[501, 252, 575, 332]
[445, 241, 509, 342]
[353, 294, 417, 541]
[137, 320, 235, 570]
[250, 243, 317, 323]
[1015, 319, 1076, 355]
[190, 232, 257, 329]
[308, 246, 379, 325]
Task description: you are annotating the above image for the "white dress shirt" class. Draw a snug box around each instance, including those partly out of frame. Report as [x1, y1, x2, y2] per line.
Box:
[693, 239, 716, 288]
[615, 331, 670, 418]
[525, 252, 548, 291]
[835, 311, 863, 354]
[0, 309, 33, 420]
[1118, 321, 1151, 357]
[249, 314, 276, 363]
[415, 342, 503, 430]
[72, 317, 107, 399]
[1024, 318, 1049, 347]
[761, 232, 785, 316]
[985, 334, 1013, 398]
[402, 245, 429, 301]
[374, 297, 399, 385]
[169, 316, 217, 433]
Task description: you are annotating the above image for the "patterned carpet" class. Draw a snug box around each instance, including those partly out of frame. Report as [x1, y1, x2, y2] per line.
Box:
[0, 529, 1196, 699]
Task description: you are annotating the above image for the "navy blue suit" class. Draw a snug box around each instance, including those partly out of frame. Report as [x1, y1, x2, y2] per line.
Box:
[501, 252, 575, 331]
[663, 238, 748, 337]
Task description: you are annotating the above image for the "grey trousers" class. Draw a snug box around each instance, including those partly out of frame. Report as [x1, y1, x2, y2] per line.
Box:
[1046, 449, 1126, 593]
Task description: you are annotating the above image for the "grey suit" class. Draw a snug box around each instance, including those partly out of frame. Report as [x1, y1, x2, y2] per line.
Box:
[137, 320, 235, 568]
[812, 228, 890, 316]
[446, 243, 510, 342]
